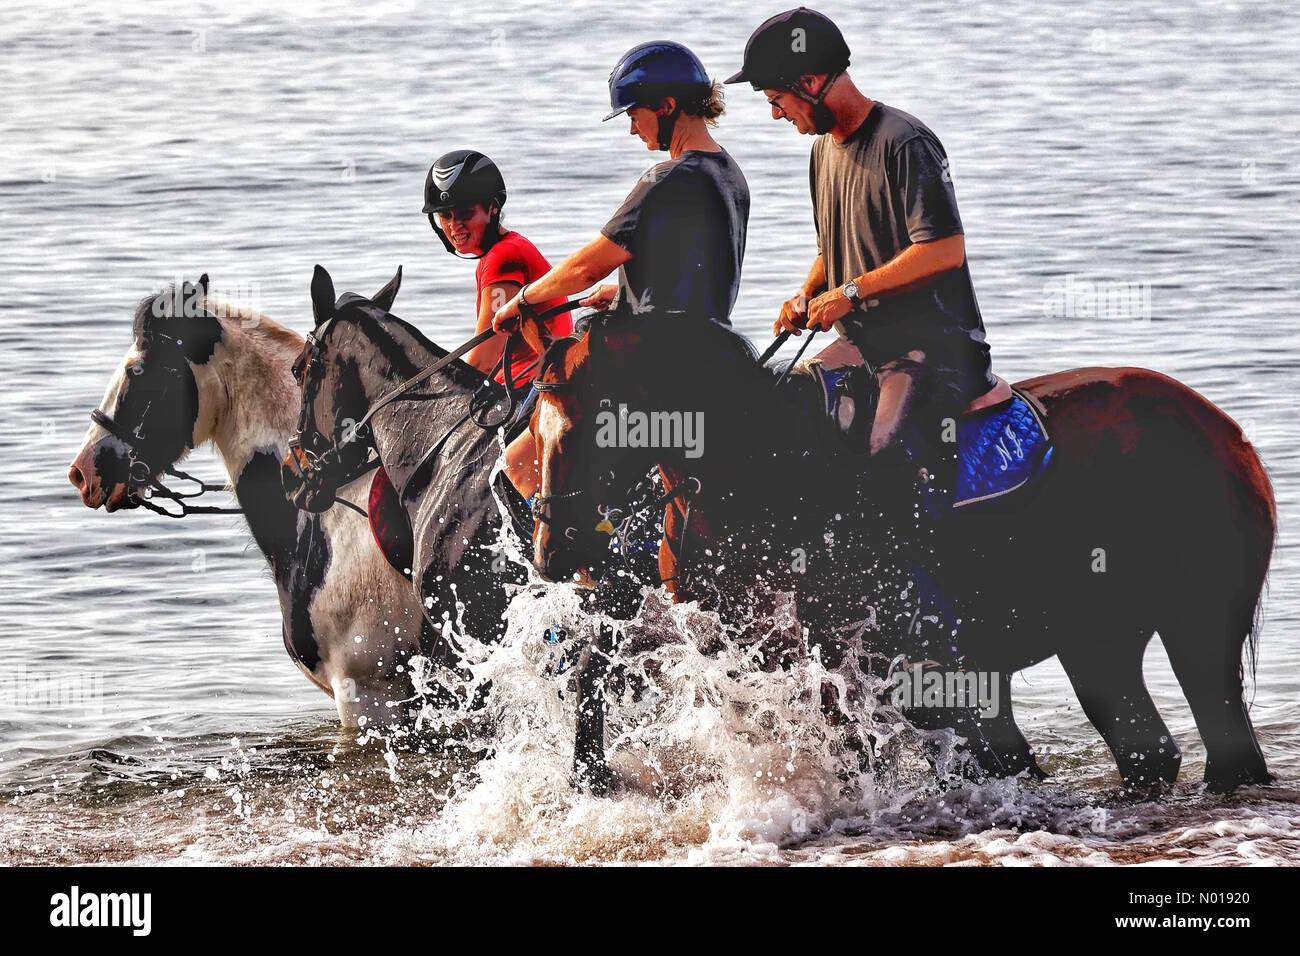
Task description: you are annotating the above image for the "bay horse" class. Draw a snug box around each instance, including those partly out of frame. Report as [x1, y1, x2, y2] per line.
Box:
[525, 311, 1275, 794]
[68, 275, 425, 728]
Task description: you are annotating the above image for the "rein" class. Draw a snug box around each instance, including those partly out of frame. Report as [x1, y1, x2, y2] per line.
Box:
[86, 327, 244, 519]
[91, 404, 244, 518]
[529, 320, 803, 590]
[286, 298, 585, 506]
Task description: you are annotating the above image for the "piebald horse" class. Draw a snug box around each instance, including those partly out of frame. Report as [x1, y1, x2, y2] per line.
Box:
[279, 266, 539, 694]
[68, 274, 424, 728]
[526, 312, 1275, 794]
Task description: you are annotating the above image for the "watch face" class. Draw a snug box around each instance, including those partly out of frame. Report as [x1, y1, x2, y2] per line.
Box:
[843, 282, 859, 302]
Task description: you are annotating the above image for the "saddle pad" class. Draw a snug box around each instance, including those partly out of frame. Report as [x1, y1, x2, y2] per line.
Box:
[369, 466, 414, 578]
[953, 391, 1052, 508]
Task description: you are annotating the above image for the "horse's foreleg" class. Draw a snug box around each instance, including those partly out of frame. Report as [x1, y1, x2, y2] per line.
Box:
[904, 665, 1042, 782]
[1058, 629, 1182, 792]
[572, 624, 616, 795]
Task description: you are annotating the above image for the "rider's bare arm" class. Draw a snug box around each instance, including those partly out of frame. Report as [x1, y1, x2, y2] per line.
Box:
[803, 234, 967, 332]
[775, 255, 827, 334]
[492, 236, 631, 331]
[465, 280, 521, 374]
[851, 233, 965, 302]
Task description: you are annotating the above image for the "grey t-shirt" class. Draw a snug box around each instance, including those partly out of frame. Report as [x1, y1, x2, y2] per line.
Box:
[601, 148, 749, 323]
[811, 102, 992, 390]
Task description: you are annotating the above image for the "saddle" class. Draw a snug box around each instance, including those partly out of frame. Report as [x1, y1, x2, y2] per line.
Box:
[798, 363, 1053, 511]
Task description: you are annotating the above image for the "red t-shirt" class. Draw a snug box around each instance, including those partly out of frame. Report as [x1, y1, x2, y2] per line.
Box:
[475, 231, 572, 386]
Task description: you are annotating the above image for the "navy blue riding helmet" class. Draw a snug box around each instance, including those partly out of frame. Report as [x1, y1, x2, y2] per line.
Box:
[603, 41, 712, 151]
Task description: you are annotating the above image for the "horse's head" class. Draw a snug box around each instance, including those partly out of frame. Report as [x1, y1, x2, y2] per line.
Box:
[528, 314, 671, 582]
[69, 275, 225, 511]
[281, 264, 402, 513]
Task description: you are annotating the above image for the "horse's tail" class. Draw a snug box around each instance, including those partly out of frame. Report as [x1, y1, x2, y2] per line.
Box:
[1238, 438, 1276, 688]
[1159, 368, 1277, 685]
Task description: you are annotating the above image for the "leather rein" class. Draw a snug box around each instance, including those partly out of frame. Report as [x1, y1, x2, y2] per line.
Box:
[284, 298, 587, 509]
[527, 323, 803, 588]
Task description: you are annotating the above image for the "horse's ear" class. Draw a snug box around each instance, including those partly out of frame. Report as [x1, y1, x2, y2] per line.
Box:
[372, 265, 402, 312]
[519, 315, 548, 368]
[197, 273, 210, 297]
[311, 265, 336, 325]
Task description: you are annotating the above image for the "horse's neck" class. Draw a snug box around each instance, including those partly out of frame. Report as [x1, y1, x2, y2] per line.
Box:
[657, 365, 840, 559]
[193, 308, 314, 581]
[200, 307, 304, 479]
[357, 322, 479, 499]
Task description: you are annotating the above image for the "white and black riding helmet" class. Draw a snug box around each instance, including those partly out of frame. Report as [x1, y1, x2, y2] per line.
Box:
[423, 149, 508, 256]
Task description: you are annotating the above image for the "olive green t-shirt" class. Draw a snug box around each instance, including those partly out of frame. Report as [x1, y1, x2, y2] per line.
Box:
[811, 102, 993, 391]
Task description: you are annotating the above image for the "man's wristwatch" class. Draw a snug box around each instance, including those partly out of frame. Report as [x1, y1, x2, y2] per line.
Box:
[840, 280, 863, 307]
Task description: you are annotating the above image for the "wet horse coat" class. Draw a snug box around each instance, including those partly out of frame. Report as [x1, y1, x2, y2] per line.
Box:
[280, 267, 531, 689]
[68, 277, 424, 727]
[528, 314, 1275, 793]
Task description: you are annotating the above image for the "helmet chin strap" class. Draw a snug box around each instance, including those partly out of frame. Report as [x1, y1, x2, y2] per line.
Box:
[790, 70, 841, 108]
[656, 103, 683, 151]
[786, 71, 840, 135]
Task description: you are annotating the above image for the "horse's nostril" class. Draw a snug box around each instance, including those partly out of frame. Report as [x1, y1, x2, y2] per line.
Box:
[68, 464, 84, 489]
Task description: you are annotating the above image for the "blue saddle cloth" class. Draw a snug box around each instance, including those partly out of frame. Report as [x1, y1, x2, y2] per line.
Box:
[952, 392, 1052, 508]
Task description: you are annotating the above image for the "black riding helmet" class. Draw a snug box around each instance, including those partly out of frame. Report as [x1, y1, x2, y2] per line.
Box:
[604, 41, 712, 151]
[423, 149, 508, 256]
[724, 7, 850, 104]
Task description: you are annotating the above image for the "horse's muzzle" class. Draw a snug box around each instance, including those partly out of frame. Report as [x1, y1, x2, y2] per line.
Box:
[68, 437, 145, 512]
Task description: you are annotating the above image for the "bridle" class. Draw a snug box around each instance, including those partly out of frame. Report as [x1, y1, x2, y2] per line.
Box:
[284, 297, 587, 510]
[528, 322, 804, 588]
[283, 311, 378, 509]
[528, 327, 706, 586]
[87, 326, 242, 519]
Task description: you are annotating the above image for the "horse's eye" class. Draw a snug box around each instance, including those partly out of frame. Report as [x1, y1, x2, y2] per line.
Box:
[291, 359, 305, 382]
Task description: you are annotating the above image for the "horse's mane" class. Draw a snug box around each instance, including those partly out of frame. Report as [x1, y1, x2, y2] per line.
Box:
[333, 295, 487, 393]
[133, 287, 305, 356]
[661, 313, 761, 366]
[542, 311, 764, 384]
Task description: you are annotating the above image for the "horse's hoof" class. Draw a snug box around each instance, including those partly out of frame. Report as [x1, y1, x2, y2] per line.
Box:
[1204, 764, 1275, 794]
[572, 759, 613, 797]
[1117, 779, 1176, 802]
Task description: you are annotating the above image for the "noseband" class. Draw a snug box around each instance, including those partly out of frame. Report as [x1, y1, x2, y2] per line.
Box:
[87, 327, 242, 519]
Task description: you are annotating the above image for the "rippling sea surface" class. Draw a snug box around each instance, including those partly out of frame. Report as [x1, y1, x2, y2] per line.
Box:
[2, 0, 1298, 865]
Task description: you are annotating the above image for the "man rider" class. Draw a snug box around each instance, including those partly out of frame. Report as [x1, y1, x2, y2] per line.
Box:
[726, 7, 994, 488]
[727, 9, 1004, 761]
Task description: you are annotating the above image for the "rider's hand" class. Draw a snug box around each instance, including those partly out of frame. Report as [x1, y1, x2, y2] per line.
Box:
[774, 290, 810, 336]
[579, 283, 619, 312]
[805, 287, 854, 332]
[492, 293, 522, 333]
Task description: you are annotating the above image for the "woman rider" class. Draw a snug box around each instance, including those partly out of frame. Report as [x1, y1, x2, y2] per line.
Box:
[491, 41, 750, 498]
[367, 151, 572, 570]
